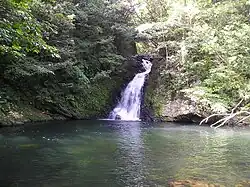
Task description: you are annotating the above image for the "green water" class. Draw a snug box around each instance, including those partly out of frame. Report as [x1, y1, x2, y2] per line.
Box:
[0, 120, 250, 187]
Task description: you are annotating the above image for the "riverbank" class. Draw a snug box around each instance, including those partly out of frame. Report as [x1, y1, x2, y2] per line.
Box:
[1, 103, 249, 128]
[0, 55, 147, 127]
[1, 54, 249, 128]
[0, 102, 63, 127]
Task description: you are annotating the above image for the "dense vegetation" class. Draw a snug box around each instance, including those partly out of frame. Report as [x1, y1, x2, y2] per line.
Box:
[136, 0, 250, 125]
[0, 0, 136, 124]
[1, 0, 250, 126]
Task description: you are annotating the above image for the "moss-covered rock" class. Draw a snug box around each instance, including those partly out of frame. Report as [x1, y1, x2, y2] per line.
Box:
[0, 57, 141, 126]
[0, 78, 119, 126]
[0, 101, 53, 126]
[142, 54, 211, 123]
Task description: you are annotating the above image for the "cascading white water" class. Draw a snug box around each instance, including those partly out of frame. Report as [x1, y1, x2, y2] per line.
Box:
[109, 59, 152, 121]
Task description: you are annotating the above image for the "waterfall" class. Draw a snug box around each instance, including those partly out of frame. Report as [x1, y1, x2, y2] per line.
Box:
[109, 59, 152, 121]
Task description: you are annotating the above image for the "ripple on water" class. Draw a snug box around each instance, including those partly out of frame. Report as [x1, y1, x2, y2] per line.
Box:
[0, 134, 4, 140]
[1, 121, 250, 186]
[8, 136, 31, 143]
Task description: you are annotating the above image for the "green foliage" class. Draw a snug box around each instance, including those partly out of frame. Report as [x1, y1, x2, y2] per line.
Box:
[0, 0, 58, 63]
[137, 0, 250, 111]
[0, 0, 135, 121]
[73, 0, 132, 78]
[2, 0, 250, 122]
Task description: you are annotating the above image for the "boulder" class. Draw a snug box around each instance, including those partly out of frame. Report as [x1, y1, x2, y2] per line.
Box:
[160, 98, 204, 123]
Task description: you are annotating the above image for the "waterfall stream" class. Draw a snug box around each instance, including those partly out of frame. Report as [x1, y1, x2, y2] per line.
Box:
[108, 59, 152, 121]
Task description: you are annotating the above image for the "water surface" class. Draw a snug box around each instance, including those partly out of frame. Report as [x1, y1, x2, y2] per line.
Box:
[0, 120, 250, 186]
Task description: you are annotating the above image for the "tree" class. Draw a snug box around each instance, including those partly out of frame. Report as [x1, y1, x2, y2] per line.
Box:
[135, 0, 250, 126]
[0, 0, 137, 121]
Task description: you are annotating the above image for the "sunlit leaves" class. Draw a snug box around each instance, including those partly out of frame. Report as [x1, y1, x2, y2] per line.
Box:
[0, 0, 59, 63]
[136, 0, 250, 109]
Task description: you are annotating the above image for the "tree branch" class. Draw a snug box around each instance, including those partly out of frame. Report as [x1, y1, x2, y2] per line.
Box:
[199, 99, 250, 128]
[231, 98, 243, 114]
[199, 113, 229, 125]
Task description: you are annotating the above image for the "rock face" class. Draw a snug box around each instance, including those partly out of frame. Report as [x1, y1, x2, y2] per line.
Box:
[141, 53, 208, 123]
[114, 31, 137, 57]
[160, 98, 204, 122]
[108, 54, 154, 116]
[140, 54, 166, 121]
[142, 94, 206, 123]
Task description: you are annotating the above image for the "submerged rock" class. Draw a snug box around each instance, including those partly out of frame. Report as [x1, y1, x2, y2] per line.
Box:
[235, 180, 250, 187]
[168, 179, 224, 187]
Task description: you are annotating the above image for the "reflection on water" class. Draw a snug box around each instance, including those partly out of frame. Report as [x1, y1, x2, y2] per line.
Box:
[0, 121, 250, 186]
[113, 122, 145, 186]
[176, 129, 232, 183]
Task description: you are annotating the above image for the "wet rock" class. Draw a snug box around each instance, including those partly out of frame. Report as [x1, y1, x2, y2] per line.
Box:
[126, 54, 153, 74]
[140, 105, 155, 122]
[115, 115, 121, 120]
[140, 55, 166, 122]
[109, 54, 154, 118]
